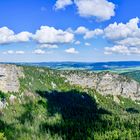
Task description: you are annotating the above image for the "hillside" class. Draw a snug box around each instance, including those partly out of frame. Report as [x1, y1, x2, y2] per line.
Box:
[0, 65, 140, 140]
[121, 70, 140, 84]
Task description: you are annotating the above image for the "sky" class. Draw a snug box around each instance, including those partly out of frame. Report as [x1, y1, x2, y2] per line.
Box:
[0, 0, 140, 62]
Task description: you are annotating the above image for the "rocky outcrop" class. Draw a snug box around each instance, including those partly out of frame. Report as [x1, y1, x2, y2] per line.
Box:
[0, 64, 140, 101]
[63, 71, 140, 100]
[0, 64, 24, 93]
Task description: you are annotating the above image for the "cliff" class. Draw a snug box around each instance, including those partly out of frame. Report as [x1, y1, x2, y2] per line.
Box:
[0, 64, 24, 93]
[63, 71, 140, 100]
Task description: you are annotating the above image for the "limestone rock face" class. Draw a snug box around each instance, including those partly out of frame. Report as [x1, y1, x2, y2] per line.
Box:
[64, 71, 140, 100]
[0, 64, 24, 93]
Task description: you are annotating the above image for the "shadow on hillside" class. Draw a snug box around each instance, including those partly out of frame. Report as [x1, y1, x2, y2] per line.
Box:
[126, 107, 139, 114]
[0, 119, 17, 139]
[17, 102, 35, 124]
[36, 89, 111, 140]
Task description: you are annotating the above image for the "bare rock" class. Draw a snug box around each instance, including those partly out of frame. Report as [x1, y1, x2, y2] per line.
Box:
[0, 64, 24, 93]
[9, 95, 17, 104]
[0, 101, 5, 109]
[65, 71, 140, 101]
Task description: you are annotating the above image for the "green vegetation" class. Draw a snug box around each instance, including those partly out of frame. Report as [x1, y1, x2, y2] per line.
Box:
[0, 91, 7, 100]
[0, 66, 140, 139]
[96, 66, 140, 74]
[121, 70, 140, 83]
[0, 132, 6, 140]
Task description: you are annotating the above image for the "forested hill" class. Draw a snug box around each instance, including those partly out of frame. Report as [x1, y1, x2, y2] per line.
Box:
[0, 64, 140, 140]
[121, 70, 140, 83]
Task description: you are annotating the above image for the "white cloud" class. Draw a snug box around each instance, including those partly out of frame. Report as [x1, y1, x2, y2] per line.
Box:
[15, 51, 25, 54]
[0, 27, 15, 44]
[75, 40, 81, 45]
[66, 27, 74, 33]
[75, 18, 140, 41]
[65, 47, 79, 54]
[75, 26, 103, 39]
[84, 28, 103, 39]
[3, 17, 140, 57]
[85, 42, 91, 46]
[54, 0, 115, 21]
[75, 26, 89, 34]
[3, 50, 14, 54]
[104, 17, 140, 40]
[104, 45, 140, 55]
[33, 49, 45, 54]
[39, 44, 58, 49]
[104, 45, 130, 55]
[33, 26, 74, 44]
[0, 27, 32, 44]
[15, 32, 32, 42]
[0, 26, 75, 46]
[103, 18, 140, 55]
[55, 0, 73, 10]
[116, 37, 140, 47]
[3, 50, 25, 55]
[74, 0, 115, 21]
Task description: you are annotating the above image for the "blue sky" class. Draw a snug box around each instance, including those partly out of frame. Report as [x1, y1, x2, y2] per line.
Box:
[0, 0, 140, 62]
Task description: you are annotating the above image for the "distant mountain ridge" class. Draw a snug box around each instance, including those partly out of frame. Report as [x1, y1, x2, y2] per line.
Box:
[3, 61, 140, 71]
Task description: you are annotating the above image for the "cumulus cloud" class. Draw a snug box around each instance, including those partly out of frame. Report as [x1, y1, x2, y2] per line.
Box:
[15, 32, 32, 42]
[65, 47, 79, 54]
[85, 42, 91, 46]
[55, 0, 73, 10]
[104, 17, 140, 41]
[75, 26, 103, 39]
[2, 17, 140, 56]
[75, 26, 89, 34]
[104, 45, 130, 55]
[33, 49, 46, 54]
[75, 18, 140, 45]
[0, 27, 32, 44]
[75, 40, 81, 45]
[74, 0, 115, 21]
[103, 18, 140, 55]
[33, 26, 74, 44]
[0, 27, 15, 44]
[0, 25, 75, 55]
[73, 18, 140, 55]
[3, 50, 25, 54]
[54, 0, 115, 21]
[104, 45, 140, 55]
[84, 29, 103, 39]
[3, 50, 14, 54]
[116, 37, 140, 47]
[39, 44, 58, 49]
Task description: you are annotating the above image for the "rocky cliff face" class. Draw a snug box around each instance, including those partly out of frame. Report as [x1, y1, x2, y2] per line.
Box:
[0, 64, 24, 93]
[0, 64, 140, 101]
[63, 71, 140, 100]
